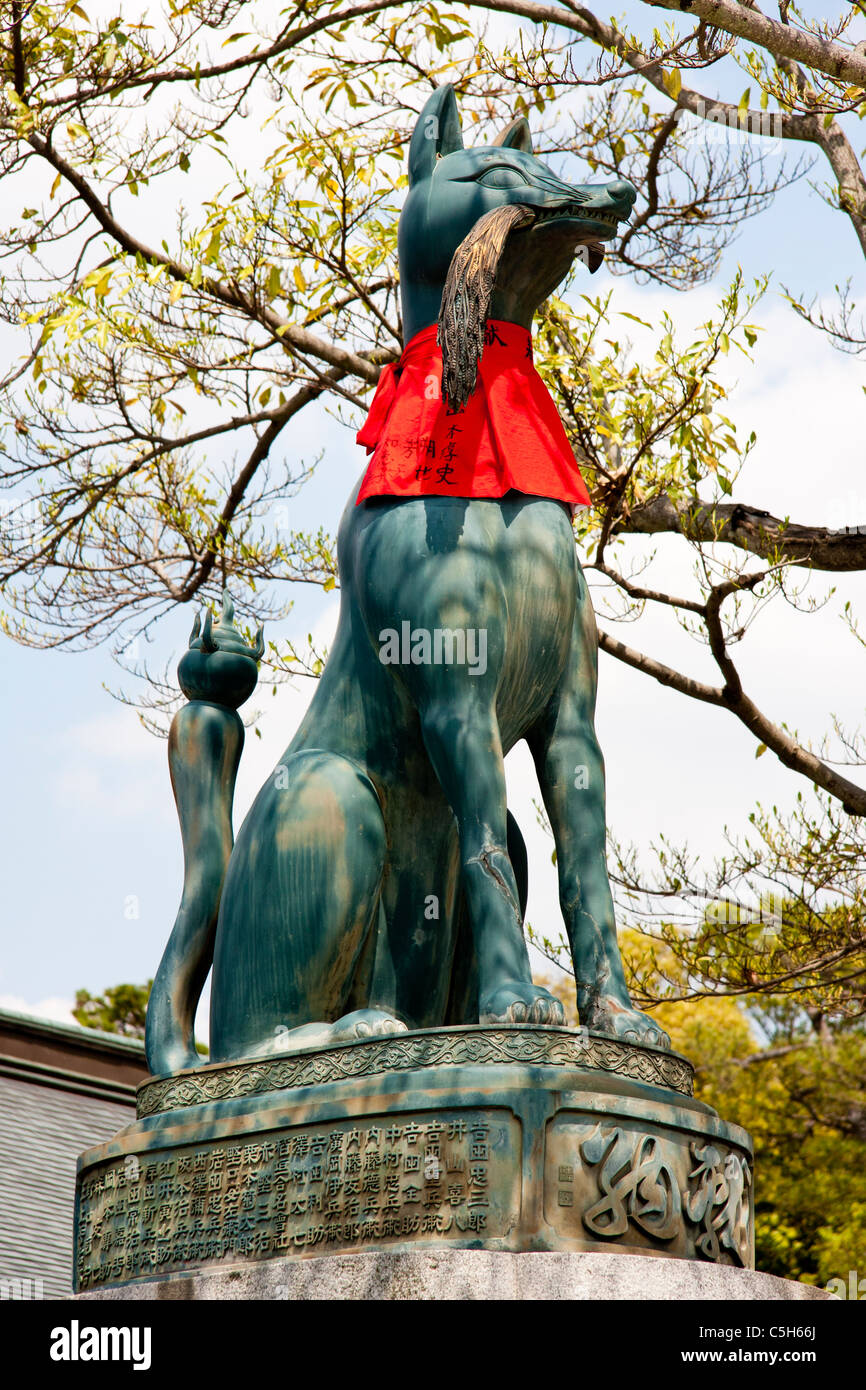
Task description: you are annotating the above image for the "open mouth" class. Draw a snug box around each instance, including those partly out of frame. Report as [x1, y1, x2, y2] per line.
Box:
[438, 199, 623, 414]
[532, 204, 623, 228]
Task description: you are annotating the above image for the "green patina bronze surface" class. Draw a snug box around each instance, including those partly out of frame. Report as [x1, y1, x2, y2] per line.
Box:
[145, 86, 657, 1073]
[92, 88, 761, 1295]
[75, 1030, 753, 1291]
[137, 1027, 695, 1120]
[145, 594, 262, 1074]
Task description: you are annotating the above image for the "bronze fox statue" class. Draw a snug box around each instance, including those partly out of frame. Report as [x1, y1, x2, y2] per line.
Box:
[146, 85, 669, 1072]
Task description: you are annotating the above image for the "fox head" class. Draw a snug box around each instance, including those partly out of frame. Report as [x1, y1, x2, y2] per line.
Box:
[398, 84, 636, 351]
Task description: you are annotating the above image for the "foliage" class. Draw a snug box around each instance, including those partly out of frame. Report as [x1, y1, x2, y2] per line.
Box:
[73, 980, 151, 1038]
[73, 978, 209, 1052]
[539, 929, 866, 1286]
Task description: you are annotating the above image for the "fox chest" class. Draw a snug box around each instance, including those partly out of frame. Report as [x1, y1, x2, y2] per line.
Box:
[349, 495, 579, 744]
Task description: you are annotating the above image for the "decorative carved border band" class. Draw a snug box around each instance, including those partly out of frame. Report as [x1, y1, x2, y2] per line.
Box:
[137, 1027, 693, 1118]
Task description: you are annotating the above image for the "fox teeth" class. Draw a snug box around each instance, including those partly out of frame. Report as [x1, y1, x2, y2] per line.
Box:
[533, 206, 619, 226]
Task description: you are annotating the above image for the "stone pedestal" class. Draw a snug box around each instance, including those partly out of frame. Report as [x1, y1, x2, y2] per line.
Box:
[76, 1249, 834, 1301]
[74, 1025, 754, 1295]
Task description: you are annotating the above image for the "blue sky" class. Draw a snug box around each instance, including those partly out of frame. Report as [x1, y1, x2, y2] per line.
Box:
[1, 1, 865, 1035]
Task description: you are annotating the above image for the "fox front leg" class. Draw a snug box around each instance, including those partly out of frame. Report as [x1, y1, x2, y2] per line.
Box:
[528, 564, 669, 1050]
[418, 693, 563, 1026]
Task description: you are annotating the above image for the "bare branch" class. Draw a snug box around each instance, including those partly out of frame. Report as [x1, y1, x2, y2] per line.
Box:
[618, 494, 866, 572]
[599, 615, 866, 815]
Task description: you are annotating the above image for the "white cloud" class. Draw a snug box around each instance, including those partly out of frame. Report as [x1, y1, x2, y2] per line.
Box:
[0, 994, 76, 1026]
[49, 709, 166, 820]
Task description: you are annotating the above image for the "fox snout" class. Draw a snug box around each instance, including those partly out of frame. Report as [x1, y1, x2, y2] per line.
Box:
[398, 85, 636, 346]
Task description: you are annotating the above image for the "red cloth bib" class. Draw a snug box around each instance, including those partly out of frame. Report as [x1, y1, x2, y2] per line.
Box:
[355, 320, 590, 507]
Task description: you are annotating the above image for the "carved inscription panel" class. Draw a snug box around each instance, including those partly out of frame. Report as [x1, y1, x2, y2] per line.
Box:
[545, 1116, 753, 1267]
[77, 1109, 520, 1289]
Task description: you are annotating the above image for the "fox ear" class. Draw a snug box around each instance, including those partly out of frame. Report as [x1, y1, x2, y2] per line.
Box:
[492, 116, 533, 154]
[408, 84, 464, 184]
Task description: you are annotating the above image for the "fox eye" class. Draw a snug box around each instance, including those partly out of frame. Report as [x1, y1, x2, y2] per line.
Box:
[478, 167, 529, 189]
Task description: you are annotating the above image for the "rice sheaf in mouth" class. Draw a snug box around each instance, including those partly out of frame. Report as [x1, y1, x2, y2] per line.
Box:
[438, 201, 625, 413]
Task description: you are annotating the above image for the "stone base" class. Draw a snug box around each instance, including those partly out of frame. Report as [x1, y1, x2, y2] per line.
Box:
[74, 1025, 756, 1293]
[76, 1250, 834, 1301]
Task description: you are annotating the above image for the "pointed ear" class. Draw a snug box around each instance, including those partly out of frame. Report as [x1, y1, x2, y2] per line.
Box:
[408, 85, 464, 185]
[492, 116, 533, 154]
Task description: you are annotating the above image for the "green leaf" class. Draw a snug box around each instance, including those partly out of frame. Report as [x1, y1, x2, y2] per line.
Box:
[755, 743, 768, 758]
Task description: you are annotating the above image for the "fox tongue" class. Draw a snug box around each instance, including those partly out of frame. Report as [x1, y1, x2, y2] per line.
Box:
[580, 241, 605, 274]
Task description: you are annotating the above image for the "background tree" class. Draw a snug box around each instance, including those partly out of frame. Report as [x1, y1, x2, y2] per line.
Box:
[541, 923, 866, 1286]
[74, 978, 211, 1051]
[73, 980, 151, 1037]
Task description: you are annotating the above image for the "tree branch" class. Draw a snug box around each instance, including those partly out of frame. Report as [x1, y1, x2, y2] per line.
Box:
[10, 0, 26, 98]
[617, 494, 866, 571]
[597, 627, 728, 704]
[473, 0, 866, 93]
[38, 1, 416, 108]
[598, 619, 866, 815]
[24, 133, 384, 384]
[645, 0, 866, 87]
[179, 368, 346, 600]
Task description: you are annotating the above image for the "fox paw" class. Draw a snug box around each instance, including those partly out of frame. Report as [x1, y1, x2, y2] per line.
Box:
[582, 994, 670, 1050]
[480, 982, 564, 1026]
[331, 1009, 408, 1041]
